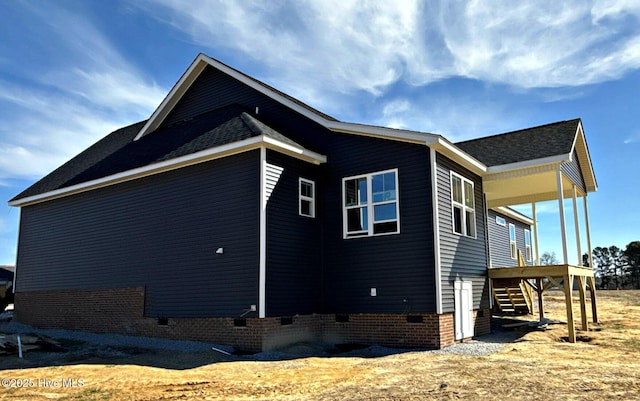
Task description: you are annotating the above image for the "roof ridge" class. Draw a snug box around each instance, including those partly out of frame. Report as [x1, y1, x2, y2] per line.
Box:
[456, 118, 581, 145]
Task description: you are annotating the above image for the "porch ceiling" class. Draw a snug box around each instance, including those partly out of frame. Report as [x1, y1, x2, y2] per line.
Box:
[485, 168, 580, 208]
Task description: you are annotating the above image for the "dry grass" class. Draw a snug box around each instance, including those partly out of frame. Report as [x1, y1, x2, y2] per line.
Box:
[1, 290, 639, 400]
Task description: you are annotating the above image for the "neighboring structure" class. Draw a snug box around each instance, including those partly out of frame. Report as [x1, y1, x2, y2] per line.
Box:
[9, 54, 597, 351]
[0, 265, 15, 311]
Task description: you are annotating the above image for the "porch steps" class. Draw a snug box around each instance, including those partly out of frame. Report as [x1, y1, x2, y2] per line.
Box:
[492, 277, 533, 315]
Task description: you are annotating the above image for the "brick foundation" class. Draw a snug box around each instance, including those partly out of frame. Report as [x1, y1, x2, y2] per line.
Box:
[15, 288, 484, 352]
[473, 308, 492, 337]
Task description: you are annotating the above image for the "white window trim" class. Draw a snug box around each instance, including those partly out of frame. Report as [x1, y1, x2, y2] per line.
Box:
[342, 168, 400, 239]
[495, 216, 506, 226]
[450, 171, 477, 239]
[299, 178, 315, 218]
[509, 223, 517, 260]
[524, 228, 532, 262]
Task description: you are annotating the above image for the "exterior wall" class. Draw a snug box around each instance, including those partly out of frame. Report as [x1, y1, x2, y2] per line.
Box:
[561, 150, 586, 193]
[15, 288, 454, 352]
[436, 154, 490, 313]
[487, 209, 533, 268]
[323, 313, 454, 349]
[322, 133, 436, 315]
[265, 150, 322, 316]
[473, 308, 492, 337]
[15, 151, 261, 318]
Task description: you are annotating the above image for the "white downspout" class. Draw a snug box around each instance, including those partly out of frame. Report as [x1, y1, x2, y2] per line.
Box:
[430, 148, 443, 314]
[259, 147, 267, 318]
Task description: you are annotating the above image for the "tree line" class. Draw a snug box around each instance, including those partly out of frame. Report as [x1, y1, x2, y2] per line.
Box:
[539, 241, 640, 289]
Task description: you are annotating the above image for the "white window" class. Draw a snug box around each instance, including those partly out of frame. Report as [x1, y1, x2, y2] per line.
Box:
[495, 216, 506, 226]
[509, 223, 517, 260]
[343, 169, 399, 238]
[524, 229, 532, 262]
[299, 178, 315, 218]
[450, 172, 476, 237]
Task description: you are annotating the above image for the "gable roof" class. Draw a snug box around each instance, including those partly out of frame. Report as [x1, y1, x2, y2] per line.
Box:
[457, 119, 597, 193]
[9, 52, 597, 207]
[10, 105, 325, 206]
[456, 119, 580, 167]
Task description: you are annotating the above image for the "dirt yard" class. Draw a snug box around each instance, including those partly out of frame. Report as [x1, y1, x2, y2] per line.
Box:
[0, 290, 639, 400]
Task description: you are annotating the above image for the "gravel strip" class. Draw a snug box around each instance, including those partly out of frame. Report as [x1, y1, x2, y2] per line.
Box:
[0, 320, 521, 359]
[0, 321, 233, 353]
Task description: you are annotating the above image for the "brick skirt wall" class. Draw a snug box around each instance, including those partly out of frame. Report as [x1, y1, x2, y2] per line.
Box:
[15, 288, 487, 352]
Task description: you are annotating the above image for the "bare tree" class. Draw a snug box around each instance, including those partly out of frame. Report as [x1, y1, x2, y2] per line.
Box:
[540, 251, 558, 265]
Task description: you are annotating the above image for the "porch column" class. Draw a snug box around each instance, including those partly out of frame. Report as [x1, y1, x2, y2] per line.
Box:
[563, 274, 576, 343]
[557, 170, 569, 264]
[572, 185, 582, 265]
[583, 195, 593, 268]
[532, 202, 540, 265]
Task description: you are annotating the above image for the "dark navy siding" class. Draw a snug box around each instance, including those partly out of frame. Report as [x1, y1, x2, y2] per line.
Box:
[487, 209, 533, 268]
[160, 66, 331, 155]
[265, 150, 322, 316]
[561, 150, 586, 193]
[16, 151, 260, 318]
[162, 67, 438, 314]
[322, 133, 436, 314]
[436, 154, 489, 312]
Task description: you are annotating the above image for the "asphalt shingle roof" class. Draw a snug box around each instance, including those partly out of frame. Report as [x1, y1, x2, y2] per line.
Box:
[12, 105, 304, 201]
[455, 119, 581, 167]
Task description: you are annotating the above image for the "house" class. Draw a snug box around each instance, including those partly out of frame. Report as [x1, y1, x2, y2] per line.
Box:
[0, 265, 14, 310]
[8, 53, 597, 351]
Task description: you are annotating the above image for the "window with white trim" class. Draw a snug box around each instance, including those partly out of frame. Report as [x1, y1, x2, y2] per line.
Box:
[524, 229, 532, 262]
[509, 223, 517, 259]
[343, 169, 399, 238]
[495, 216, 506, 226]
[299, 178, 315, 218]
[450, 172, 476, 237]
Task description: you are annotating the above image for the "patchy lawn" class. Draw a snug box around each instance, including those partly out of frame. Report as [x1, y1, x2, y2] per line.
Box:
[1, 290, 639, 400]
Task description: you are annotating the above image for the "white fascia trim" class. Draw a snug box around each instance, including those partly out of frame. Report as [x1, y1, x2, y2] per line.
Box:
[428, 137, 487, 175]
[430, 148, 443, 314]
[136, 54, 331, 140]
[262, 136, 327, 165]
[571, 122, 598, 192]
[486, 153, 569, 174]
[326, 121, 436, 144]
[10, 136, 326, 207]
[135, 54, 208, 140]
[493, 206, 534, 226]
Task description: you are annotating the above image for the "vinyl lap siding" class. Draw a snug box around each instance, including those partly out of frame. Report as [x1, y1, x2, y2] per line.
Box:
[265, 150, 322, 316]
[436, 154, 489, 312]
[323, 133, 436, 314]
[487, 209, 532, 268]
[561, 150, 586, 193]
[16, 151, 260, 318]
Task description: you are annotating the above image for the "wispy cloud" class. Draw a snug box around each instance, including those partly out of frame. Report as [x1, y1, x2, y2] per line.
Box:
[0, 3, 165, 183]
[144, 0, 640, 94]
[623, 132, 640, 144]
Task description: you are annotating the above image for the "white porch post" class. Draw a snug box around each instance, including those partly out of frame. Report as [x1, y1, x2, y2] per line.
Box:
[572, 185, 582, 265]
[557, 170, 569, 264]
[532, 202, 540, 265]
[583, 195, 594, 268]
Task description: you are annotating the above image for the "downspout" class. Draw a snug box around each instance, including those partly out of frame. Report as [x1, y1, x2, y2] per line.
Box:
[430, 148, 443, 314]
[259, 147, 267, 318]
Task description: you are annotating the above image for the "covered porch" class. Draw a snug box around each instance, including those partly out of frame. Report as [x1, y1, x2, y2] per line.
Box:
[458, 119, 599, 343]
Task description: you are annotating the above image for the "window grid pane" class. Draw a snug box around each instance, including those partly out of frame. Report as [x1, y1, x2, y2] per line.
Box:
[343, 170, 399, 238]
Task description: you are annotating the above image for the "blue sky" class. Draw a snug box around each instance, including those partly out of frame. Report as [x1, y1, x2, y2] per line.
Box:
[0, 1, 638, 265]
